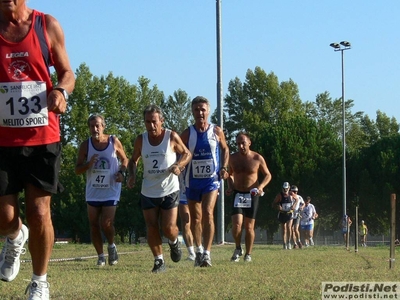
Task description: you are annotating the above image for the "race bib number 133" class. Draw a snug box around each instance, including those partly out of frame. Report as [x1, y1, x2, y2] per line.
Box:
[0, 81, 48, 127]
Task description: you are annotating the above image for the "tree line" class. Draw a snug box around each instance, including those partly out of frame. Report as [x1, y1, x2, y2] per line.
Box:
[35, 63, 399, 243]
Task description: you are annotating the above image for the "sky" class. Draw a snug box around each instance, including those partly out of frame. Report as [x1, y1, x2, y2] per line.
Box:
[33, 1, 400, 121]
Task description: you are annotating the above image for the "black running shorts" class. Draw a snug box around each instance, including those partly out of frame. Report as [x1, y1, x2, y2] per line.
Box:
[231, 190, 260, 219]
[0, 142, 63, 195]
[140, 191, 179, 210]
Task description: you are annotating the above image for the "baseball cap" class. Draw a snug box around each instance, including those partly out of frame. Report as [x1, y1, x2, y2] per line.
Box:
[282, 182, 290, 189]
[290, 185, 298, 192]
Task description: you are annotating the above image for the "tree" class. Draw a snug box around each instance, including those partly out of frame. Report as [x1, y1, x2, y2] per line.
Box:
[222, 67, 303, 149]
[160, 89, 192, 133]
[349, 135, 400, 235]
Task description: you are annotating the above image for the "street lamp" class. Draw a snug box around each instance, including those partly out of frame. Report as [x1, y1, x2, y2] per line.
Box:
[330, 41, 351, 232]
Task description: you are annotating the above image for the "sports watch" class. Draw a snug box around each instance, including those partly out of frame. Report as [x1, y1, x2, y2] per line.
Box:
[54, 87, 69, 101]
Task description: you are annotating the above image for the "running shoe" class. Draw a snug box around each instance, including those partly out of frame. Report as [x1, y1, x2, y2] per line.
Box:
[194, 252, 203, 267]
[169, 240, 182, 263]
[97, 256, 106, 267]
[230, 248, 242, 262]
[0, 224, 29, 282]
[25, 280, 50, 300]
[244, 254, 252, 262]
[108, 245, 118, 265]
[298, 241, 303, 249]
[151, 259, 166, 273]
[200, 254, 212, 267]
[187, 253, 196, 261]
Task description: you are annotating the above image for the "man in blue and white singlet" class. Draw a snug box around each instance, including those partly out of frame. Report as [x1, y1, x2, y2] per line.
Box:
[127, 105, 192, 273]
[180, 96, 229, 267]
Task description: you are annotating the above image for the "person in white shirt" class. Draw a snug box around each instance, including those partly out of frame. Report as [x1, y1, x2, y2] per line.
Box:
[75, 115, 129, 267]
[290, 185, 304, 249]
[127, 105, 192, 273]
[300, 196, 318, 246]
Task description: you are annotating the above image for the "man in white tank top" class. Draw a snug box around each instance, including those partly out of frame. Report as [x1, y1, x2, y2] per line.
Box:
[127, 105, 192, 273]
[75, 115, 129, 267]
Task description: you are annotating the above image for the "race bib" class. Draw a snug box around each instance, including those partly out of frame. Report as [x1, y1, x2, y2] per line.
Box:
[233, 193, 252, 208]
[0, 81, 48, 127]
[281, 203, 292, 212]
[90, 169, 111, 189]
[145, 152, 169, 176]
[192, 159, 215, 178]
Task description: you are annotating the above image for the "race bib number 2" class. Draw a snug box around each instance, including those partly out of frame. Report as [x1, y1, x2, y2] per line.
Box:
[0, 81, 48, 127]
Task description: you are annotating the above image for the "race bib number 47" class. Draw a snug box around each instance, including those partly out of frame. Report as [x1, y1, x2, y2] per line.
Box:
[91, 169, 111, 189]
[0, 81, 48, 127]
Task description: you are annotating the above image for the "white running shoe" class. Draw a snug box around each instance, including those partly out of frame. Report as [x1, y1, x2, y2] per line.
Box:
[200, 254, 212, 267]
[244, 254, 252, 262]
[0, 224, 29, 282]
[187, 253, 196, 261]
[25, 280, 50, 300]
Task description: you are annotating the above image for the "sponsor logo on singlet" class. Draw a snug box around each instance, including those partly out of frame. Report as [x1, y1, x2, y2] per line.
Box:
[8, 60, 31, 81]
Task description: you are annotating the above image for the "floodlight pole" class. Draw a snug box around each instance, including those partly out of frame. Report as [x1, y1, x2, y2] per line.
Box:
[330, 41, 351, 240]
[216, 0, 224, 244]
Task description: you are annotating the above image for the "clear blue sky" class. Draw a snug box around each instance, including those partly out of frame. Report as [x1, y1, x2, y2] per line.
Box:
[34, 1, 399, 121]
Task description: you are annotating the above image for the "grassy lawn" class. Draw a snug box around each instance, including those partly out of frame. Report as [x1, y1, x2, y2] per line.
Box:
[1, 243, 399, 299]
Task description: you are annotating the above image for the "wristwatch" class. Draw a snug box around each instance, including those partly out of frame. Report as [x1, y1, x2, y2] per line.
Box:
[54, 87, 69, 101]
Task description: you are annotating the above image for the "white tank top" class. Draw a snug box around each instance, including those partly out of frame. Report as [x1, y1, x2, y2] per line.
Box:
[141, 129, 179, 197]
[85, 135, 121, 202]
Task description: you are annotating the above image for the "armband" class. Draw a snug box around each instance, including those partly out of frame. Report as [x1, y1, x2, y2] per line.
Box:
[221, 166, 228, 172]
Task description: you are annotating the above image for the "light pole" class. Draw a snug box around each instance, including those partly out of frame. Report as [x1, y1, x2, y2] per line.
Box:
[330, 41, 351, 229]
[216, 0, 225, 244]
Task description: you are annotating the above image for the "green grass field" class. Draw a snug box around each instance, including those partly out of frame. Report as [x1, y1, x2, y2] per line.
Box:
[1, 243, 399, 299]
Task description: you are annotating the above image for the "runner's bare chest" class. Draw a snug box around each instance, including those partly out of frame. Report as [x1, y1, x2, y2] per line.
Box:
[233, 155, 258, 174]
